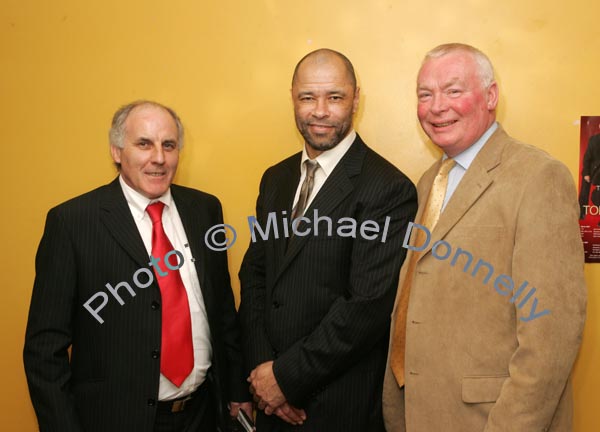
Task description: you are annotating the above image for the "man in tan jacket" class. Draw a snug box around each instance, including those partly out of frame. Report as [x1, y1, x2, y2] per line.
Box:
[383, 43, 586, 431]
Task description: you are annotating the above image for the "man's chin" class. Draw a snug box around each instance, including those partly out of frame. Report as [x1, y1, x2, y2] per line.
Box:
[307, 141, 338, 153]
[305, 133, 342, 150]
[140, 186, 171, 200]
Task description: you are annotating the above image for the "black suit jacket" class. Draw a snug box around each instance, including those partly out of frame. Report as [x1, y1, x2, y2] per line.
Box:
[239, 135, 417, 431]
[24, 178, 247, 432]
[583, 133, 600, 183]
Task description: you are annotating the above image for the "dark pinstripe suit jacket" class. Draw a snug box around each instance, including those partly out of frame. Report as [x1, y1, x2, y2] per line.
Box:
[239, 135, 417, 431]
[24, 178, 247, 432]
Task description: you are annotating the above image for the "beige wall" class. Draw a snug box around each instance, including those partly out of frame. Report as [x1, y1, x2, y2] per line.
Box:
[2, 0, 598, 430]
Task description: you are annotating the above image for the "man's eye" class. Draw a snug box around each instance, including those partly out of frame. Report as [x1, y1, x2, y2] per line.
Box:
[300, 96, 314, 102]
[163, 142, 177, 150]
[418, 93, 431, 100]
[137, 141, 151, 148]
[448, 89, 462, 96]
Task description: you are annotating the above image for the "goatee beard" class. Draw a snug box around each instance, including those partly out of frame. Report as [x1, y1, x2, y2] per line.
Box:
[301, 126, 351, 153]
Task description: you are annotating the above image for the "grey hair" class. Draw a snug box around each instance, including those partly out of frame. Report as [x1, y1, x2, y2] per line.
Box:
[109, 100, 184, 150]
[422, 43, 495, 88]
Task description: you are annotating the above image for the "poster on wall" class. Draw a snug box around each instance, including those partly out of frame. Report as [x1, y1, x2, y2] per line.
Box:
[578, 115, 600, 263]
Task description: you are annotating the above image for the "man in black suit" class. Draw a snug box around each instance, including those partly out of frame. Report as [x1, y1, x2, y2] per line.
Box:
[24, 100, 251, 432]
[239, 49, 418, 431]
[580, 129, 600, 217]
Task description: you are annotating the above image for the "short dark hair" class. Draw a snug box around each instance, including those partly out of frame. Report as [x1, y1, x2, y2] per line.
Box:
[292, 48, 357, 89]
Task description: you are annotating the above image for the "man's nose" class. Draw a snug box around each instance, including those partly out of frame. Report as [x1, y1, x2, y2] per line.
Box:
[430, 94, 448, 113]
[151, 145, 165, 164]
[312, 98, 330, 118]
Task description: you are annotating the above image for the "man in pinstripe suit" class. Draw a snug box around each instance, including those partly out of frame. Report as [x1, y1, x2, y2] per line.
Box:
[239, 49, 418, 431]
[24, 100, 251, 431]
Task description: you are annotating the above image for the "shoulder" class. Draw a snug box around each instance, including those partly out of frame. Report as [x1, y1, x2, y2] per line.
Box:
[502, 136, 572, 180]
[170, 183, 223, 212]
[361, 144, 413, 186]
[262, 152, 302, 179]
[47, 180, 118, 219]
[344, 138, 417, 205]
[171, 183, 220, 203]
[481, 132, 577, 208]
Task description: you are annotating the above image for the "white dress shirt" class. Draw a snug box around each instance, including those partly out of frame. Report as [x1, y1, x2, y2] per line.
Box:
[119, 176, 212, 400]
[292, 130, 357, 212]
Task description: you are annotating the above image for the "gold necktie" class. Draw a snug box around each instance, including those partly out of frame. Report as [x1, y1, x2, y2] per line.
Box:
[390, 158, 456, 387]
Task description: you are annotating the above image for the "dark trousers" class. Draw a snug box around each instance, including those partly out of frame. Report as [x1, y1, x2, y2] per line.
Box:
[153, 383, 216, 432]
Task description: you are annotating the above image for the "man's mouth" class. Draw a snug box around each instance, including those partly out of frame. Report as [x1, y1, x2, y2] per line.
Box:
[309, 123, 334, 129]
[431, 120, 457, 128]
[146, 172, 166, 177]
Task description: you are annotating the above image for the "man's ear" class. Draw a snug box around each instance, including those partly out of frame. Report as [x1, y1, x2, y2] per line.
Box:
[110, 145, 122, 164]
[352, 86, 361, 114]
[486, 81, 499, 110]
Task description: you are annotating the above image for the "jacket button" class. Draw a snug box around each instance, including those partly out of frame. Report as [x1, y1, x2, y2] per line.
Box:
[272, 301, 280, 309]
[147, 398, 156, 406]
[151, 301, 160, 310]
[152, 350, 160, 359]
[272, 349, 279, 358]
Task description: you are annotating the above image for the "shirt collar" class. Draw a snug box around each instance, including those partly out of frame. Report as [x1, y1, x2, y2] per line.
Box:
[444, 122, 498, 170]
[300, 129, 356, 176]
[118, 175, 173, 221]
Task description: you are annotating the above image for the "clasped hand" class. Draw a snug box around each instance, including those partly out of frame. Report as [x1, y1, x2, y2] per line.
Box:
[248, 361, 307, 426]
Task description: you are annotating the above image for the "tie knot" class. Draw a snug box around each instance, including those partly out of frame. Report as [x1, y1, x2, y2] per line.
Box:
[439, 158, 456, 177]
[305, 160, 319, 179]
[146, 201, 165, 224]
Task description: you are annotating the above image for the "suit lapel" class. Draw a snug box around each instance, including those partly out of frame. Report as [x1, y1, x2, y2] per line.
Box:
[417, 126, 507, 260]
[99, 178, 149, 268]
[273, 157, 301, 270]
[170, 186, 210, 303]
[275, 136, 365, 282]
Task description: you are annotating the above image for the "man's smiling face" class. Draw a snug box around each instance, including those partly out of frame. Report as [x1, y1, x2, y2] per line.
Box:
[417, 51, 498, 157]
[110, 104, 179, 199]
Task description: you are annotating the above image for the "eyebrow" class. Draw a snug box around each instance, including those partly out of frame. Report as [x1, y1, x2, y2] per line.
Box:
[417, 77, 463, 90]
[297, 89, 348, 97]
[441, 78, 462, 87]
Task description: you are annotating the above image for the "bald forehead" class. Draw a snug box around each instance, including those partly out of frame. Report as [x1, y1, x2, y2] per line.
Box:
[292, 49, 356, 88]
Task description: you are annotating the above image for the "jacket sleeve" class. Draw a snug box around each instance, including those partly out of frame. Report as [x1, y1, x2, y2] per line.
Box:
[238, 172, 276, 373]
[210, 198, 252, 404]
[484, 160, 586, 431]
[23, 208, 84, 432]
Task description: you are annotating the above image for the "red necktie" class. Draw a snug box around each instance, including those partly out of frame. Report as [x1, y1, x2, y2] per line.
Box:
[146, 202, 194, 387]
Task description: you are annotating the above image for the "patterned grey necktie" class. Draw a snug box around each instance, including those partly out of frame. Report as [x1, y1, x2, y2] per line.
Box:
[292, 160, 319, 220]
